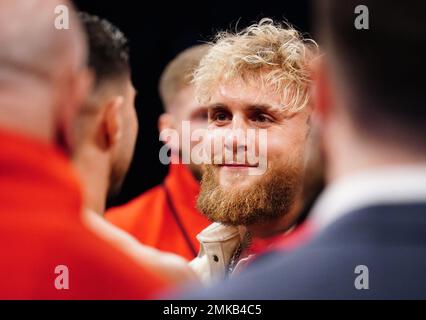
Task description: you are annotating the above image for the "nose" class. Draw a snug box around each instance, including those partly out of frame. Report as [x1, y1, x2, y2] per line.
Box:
[224, 116, 248, 155]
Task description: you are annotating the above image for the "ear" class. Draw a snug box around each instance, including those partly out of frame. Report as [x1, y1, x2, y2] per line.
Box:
[99, 96, 124, 150]
[56, 67, 93, 153]
[311, 55, 333, 127]
[158, 112, 176, 133]
[157, 112, 177, 139]
[158, 112, 180, 151]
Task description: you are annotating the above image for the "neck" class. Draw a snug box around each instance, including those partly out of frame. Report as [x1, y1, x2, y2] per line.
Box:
[73, 145, 110, 215]
[0, 82, 55, 143]
[186, 164, 203, 182]
[327, 134, 426, 183]
[242, 197, 303, 239]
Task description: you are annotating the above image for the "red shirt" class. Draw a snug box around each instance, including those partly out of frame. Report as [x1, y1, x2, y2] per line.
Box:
[269, 222, 314, 252]
[106, 163, 211, 260]
[0, 129, 167, 299]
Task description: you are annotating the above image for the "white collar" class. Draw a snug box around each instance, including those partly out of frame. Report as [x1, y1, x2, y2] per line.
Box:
[310, 164, 426, 231]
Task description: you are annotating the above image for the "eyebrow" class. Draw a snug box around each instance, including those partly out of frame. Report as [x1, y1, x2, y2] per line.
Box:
[208, 104, 230, 113]
[208, 103, 279, 111]
[207, 102, 288, 121]
[246, 104, 281, 113]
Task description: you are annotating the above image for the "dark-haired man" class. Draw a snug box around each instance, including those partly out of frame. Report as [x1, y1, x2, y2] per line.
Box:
[73, 13, 197, 285]
[106, 45, 211, 260]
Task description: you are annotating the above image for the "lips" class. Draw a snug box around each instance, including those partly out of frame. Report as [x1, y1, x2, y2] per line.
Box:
[212, 156, 259, 168]
[219, 163, 258, 168]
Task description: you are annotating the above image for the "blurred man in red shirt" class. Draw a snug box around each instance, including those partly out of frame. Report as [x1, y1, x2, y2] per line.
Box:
[0, 0, 166, 299]
[106, 46, 211, 260]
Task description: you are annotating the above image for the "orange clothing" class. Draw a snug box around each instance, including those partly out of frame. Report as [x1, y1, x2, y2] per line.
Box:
[0, 129, 167, 299]
[106, 163, 210, 260]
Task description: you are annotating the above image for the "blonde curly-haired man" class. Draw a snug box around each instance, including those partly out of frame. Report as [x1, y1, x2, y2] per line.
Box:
[189, 18, 318, 283]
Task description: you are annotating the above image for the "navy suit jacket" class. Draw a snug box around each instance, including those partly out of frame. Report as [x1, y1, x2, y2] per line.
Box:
[181, 203, 426, 299]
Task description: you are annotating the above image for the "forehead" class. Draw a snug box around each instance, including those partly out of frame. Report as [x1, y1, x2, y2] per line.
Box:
[169, 85, 206, 116]
[208, 80, 283, 112]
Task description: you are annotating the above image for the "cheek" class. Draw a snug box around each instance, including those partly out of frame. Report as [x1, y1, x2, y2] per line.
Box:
[122, 108, 138, 150]
[188, 123, 207, 142]
[128, 106, 138, 135]
[266, 129, 306, 163]
[205, 128, 225, 155]
[190, 121, 208, 131]
[188, 128, 204, 149]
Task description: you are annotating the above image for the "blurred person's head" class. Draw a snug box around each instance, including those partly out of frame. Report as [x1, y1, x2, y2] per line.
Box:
[195, 19, 317, 237]
[296, 123, 325, 224]
[313, 0, 426, 182]
[158, 45, 210, 181]
[0, 0, 92, 153]
[72, 13, 137, 213]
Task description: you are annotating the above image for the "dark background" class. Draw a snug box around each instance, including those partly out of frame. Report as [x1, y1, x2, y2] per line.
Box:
[73, 0, 313, 207]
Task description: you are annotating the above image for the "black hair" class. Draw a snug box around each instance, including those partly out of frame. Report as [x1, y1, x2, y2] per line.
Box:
[78, 12, 130, 88]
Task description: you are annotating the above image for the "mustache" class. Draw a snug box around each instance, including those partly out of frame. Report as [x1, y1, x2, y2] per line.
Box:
[210, 153, 260, 166]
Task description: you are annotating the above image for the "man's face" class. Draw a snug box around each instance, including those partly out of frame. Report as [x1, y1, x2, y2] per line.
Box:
[109, 79, 138, 195]
[169, 85, 208, 180]
[197, 79, 311, 226]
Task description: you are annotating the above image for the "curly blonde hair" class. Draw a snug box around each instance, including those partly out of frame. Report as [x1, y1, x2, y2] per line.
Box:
[193, 18, 317, 112]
